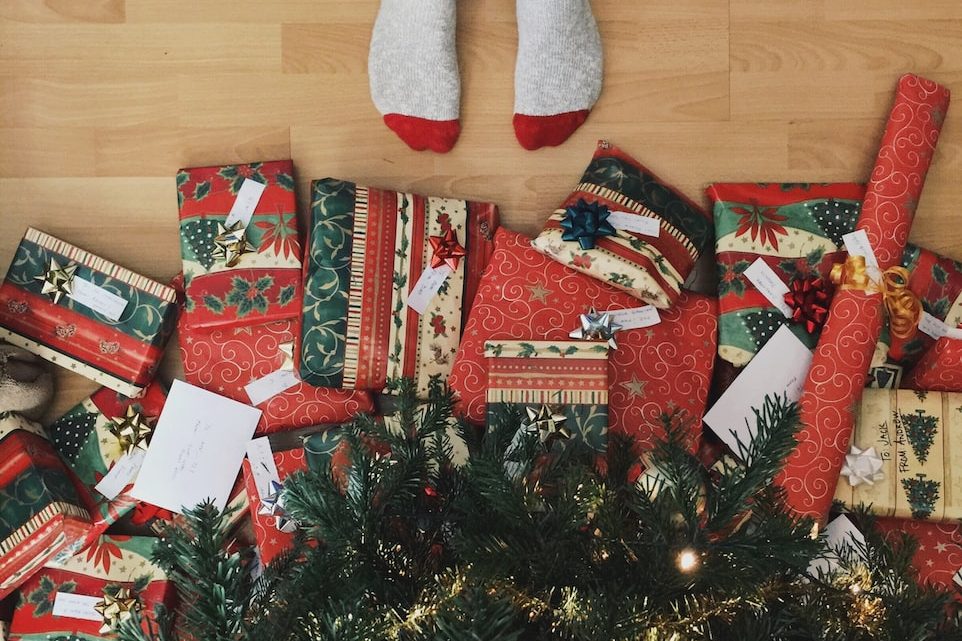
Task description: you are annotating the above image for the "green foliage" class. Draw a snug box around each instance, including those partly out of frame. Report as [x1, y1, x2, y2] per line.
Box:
[138, 382, 962, 641]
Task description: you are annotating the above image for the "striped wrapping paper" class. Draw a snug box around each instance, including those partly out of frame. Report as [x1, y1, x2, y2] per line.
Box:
[484, 340, 609, 453]
[0, 228, 177, 398]
[531, 140, 713, 309]
[298, 178, 499, 396]
[0, 414, 92, 600]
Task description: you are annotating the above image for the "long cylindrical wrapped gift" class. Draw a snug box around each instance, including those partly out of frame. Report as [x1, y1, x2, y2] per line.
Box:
[778, 74, 951, 519]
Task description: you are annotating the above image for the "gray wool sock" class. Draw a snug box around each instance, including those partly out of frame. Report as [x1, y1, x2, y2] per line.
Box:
[514, 0, 603, 117]
[368, 0, 460, 122]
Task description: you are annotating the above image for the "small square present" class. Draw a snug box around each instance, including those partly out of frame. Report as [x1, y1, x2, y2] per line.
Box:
[0, 414, 92, 600]
[484, 340, 609, 454]
[45, 383, 167, 546]
[835, 389, 962, 522]
[707, 182, 864, 367]
[530, 140, 713, 309]
[9, 535, 172, 640]
[243, 426, 348, 566]
[178, 160, 302, 331]
[298, 178, 499, 396]
[449, 228, 718, 453]
[0, 228, 177, 398]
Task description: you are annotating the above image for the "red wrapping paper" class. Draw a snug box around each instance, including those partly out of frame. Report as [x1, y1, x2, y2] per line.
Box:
[448, 228, 718, 452]
[907, 337, 962, 392]
[778, 74, 951, 519]
[875, 517, 962, 592]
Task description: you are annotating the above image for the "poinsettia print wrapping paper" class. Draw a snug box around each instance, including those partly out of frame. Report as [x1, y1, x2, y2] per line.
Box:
[298, 178, 499, 397]
[10, 535, 171, 640]
[867, 244, 962, 389]
[0, 415, 92, 600]
[708, 183, 864, 367]
[448, 228, 718, 453]
[778, 74, 951, 520]
[45, 384, 166, 546]
[875, 517, 962, 593]
[178, 160, 302, 331]
[531, 140, 713, 309]
[0, 228, 177, 398]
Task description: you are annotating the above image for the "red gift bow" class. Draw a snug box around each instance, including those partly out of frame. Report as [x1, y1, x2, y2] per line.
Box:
[428, 229, 467, 271]
[784, 277, 831, 334]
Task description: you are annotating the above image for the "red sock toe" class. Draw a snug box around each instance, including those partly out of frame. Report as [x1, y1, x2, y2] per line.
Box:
[513, 110, 590, 150]
[383, 114, 460, 153]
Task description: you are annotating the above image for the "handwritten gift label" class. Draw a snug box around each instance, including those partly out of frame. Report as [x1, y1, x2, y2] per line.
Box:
[918, 311, 962, 341]
[69, 277, 128, 321]
[224, 178, 267, 228]
[605, 305, 661, 330]
[406, 264, 453, 315]
[52, 592, 102, 621]
[245, 368, 300, 406]
[132, 380, 261, 513]
[95, 450, 146, 500]
[744, 258, 793, 318]
[606, 211, 660, 237]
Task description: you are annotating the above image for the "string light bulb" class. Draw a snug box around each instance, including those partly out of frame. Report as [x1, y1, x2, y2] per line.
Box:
[676, 547, 699, 573]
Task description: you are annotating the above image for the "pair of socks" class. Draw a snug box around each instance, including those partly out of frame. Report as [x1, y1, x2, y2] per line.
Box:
[369, 0, 603, 153]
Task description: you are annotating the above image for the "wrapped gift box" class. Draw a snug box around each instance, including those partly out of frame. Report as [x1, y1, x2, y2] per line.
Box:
[243, 426, 348, 565]
[907, 336, 962, 392]
[531, 140, 713, 309]
[10, 535, 172, 640]
[707, 182, 864, 367]
[45, 383, 166, 545]
[0, 228, 177, 398]
[485, 340, 608, 454]
[449, 228, 718, 453]
[867, 244, 962, 389]
[178, 160, 302, 331]
[835, 389, 962, 521]
[875, 517, 962, 592]
[175, 274, 374, 434]
[0, 414, 92, 600]
[298, 178, 499, 396]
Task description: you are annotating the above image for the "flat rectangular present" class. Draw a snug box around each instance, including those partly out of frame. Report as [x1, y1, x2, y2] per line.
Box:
[0, 414, 92, 600]
[0, 228, 177, 398]
[835, 388, 962, 522]
[9, 535, 172, 640]
[298, 178, 499, 396]
[45, 383, 167, 548]
[484, 340, 608, 453]
[178, 160, 303, 331]
[707, 182, 864, 367]
[449, 228, 718, 454]
[530, 140, 713, 309]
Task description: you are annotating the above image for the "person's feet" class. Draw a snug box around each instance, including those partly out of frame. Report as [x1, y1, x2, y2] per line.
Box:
[513, 0, 603, 150]
[369, 0, 461, 153]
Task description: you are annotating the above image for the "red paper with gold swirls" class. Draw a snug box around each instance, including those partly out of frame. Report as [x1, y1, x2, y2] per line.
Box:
[448, 228, 717, 452]
[778, 74, 951, 519]
[876, 517, 962, 592]
[907, 337, 962, 392]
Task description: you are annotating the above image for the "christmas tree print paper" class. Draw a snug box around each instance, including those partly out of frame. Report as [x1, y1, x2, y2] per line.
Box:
[835, 388, 962, 522]
[10, 535, 172, 640]
[708, 183, 864, 367]
[531, 140, 712, 309]
[178, 160, 303, 331]
[298, 178, 499, 397]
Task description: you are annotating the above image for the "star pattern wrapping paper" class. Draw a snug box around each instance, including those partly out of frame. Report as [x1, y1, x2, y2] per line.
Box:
[448, 228, 717, 452]
[876, 517, 962, 593]
[778, 74, 951, 520]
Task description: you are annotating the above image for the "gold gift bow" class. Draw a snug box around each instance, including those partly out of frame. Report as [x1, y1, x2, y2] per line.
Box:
[830, 255, 922, 340]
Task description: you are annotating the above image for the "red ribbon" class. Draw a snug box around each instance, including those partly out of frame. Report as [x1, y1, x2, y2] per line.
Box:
[784, 277, 830, 334]
[428, 229, 467, 271]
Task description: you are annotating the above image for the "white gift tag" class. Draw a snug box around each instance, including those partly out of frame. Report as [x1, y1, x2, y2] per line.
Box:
[246, 436, 280, 500]
[94, 450, 146, 500]
[224, 178, 267, 228]
[605, 306, 661, 330]
[744, 258, 793, 318]
[68, 277, 128, 321]
[53, 592, 102, 621]
[843, 230, 881, 279]
[607, 211, 660, 237]
[245, 369, 300, 406]
[918, 310, 962, 341]
[406, 264, 453, 315]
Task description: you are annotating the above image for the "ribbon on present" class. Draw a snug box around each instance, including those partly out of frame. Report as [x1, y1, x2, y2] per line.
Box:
[830, 256, 922, 340]
[784, 276, 831, 334]
[34, 258, 77, 305]
[560, 199, 616, 250]
[569, 308, 622, 349]
[212, 221, 253, 268]
[523, 405, 571, 447]
[840, 445, 884, 487]
[107, 407, 154, 455]
[258, 479, 297, 533]
[94, 586, 140, 634]
[429, 229, 467, 271]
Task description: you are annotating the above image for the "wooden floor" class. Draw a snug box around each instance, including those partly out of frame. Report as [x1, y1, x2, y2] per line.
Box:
[1, 0, 961, 418]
